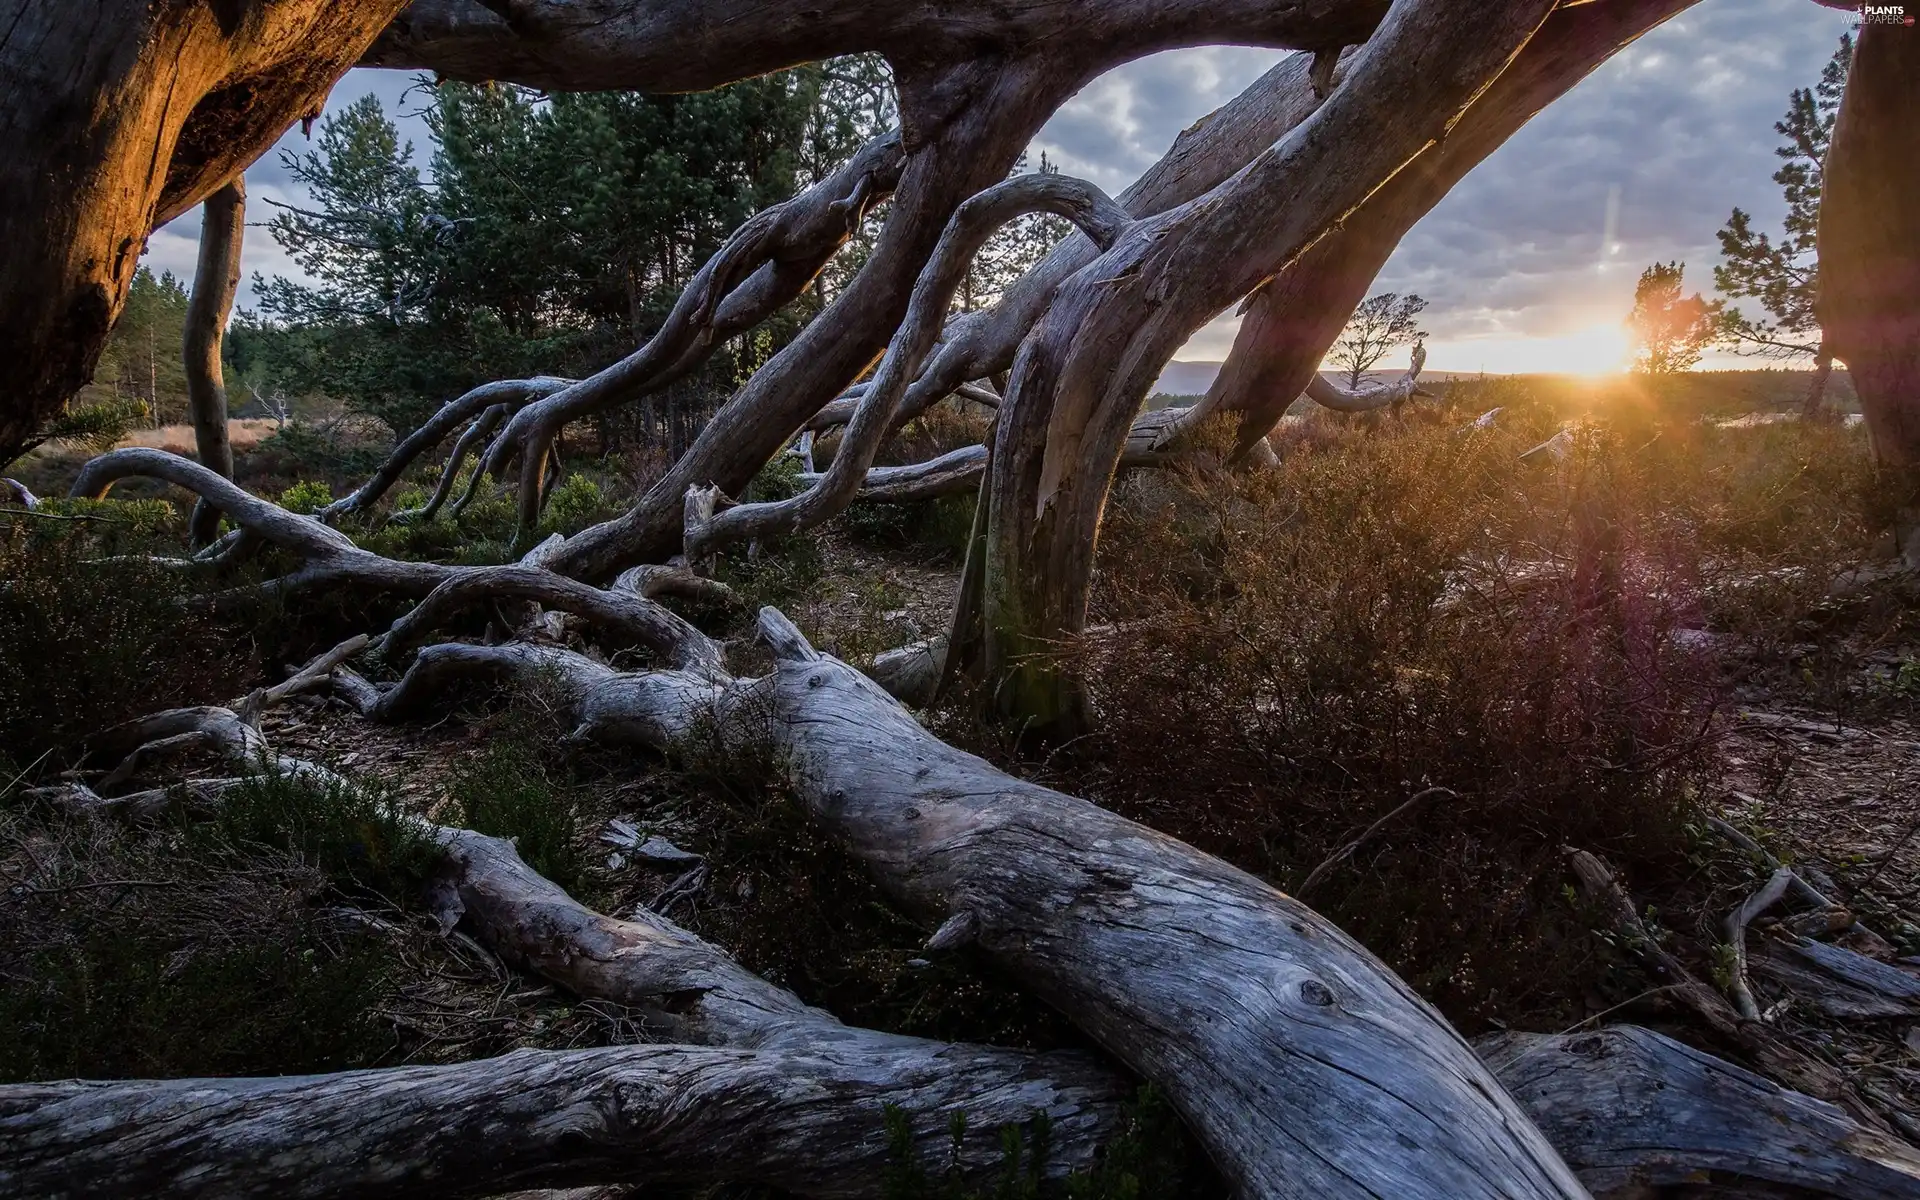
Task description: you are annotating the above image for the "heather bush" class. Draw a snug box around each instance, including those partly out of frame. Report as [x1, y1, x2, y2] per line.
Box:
[1069, 397, 1746, 1025]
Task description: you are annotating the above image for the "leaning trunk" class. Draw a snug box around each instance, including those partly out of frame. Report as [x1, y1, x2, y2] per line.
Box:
[366, 615, 1588, 1199]
[0, 0, 408, 463]
[978, 0, 1567, 734]
[185, 178, 246, 545]
[1818, 23, 1920, 564]
[1205, 0, 1695, 458]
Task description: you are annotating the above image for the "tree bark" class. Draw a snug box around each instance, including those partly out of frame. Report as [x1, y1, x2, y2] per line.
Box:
[979, 0, 1565, 734]
[366, 0, 1384, 100]
[0, 0, 410, 463]
[1201, 0, 1697, 460]
[1817, 23, 1920, 564]
[1480, 1025, 1920, 1200]
[0, 1042, 1121, 1200]
[184, 179, 247, 546]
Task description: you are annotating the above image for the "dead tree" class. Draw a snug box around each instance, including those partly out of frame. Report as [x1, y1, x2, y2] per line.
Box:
[22, 0, 1918, 1192]
[1818, 23, 1920, 564]
[6, 592, 1917, 1196]
[184, 179, 247, 546]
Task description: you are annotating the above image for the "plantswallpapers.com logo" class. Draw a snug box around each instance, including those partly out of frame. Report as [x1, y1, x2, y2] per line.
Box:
[1858, 3, 1916, 24]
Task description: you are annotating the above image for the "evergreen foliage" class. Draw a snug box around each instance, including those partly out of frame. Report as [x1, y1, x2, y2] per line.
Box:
[1714, 35, 1852, 359]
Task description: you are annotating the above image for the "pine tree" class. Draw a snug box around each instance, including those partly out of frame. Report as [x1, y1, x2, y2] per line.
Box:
[1714, 35, 1851, 405]
[242, 70, 865, 440]
[1328, 292, 1428, 387]
[1629, 261, 1721, 375]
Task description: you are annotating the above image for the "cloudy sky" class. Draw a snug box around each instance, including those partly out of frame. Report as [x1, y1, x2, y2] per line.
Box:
[147, 0, 1856, 375]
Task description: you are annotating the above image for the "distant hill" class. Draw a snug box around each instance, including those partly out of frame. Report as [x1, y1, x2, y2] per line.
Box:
[1149, 360, 1483, 403]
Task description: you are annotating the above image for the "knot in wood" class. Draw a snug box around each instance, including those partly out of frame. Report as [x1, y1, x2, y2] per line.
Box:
[1298, 979, 1335, 1007]
[807, 673, 827, 688]
[1567, 1034, 1609, 1057]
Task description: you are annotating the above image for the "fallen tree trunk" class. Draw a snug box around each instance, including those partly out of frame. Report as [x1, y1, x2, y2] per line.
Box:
[11, 701, 1129, 1197]
[0, 1041, 1122, 1200]
[367, 610, 1587, 1198]
[1480, 1024, 1920, 1200]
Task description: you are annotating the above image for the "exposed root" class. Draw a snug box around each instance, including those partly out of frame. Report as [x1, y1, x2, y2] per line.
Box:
[1566, 848, 1889, 1131]
[375, 564, 723, 673]
[1722, 866, 1795, 1021]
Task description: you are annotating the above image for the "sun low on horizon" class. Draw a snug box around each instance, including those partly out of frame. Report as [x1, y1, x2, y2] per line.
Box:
[1422, 320, 1633, 378]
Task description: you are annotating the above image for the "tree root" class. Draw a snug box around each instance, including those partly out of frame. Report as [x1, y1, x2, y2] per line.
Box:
[1566, 848, 1891, 1132]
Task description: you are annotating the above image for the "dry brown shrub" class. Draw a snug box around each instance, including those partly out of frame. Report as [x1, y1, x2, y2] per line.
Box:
[1069, 395, 1762, 1026]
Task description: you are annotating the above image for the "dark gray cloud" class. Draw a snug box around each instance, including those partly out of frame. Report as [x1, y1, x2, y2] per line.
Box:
[149, 0, 1857, 371]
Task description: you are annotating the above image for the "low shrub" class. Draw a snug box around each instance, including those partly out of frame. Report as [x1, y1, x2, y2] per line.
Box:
[0, 517, 258, 776]
[279, 478, 334, 514]
[541, 471, 611, 535]
[1059, 400, 1733, 1026]
[451, 737, 587, 895]
[0, 795, 401, 1082]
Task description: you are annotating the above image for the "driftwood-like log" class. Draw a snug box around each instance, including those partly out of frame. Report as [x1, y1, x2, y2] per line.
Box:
[0, 1041, 1123, 1200]
[1481, 1025, 1920, 1200]
[376, 564, 723, 673]
[800, 444, 989, 505]
[1566, 849, 1888, 1130]
[370, 611, 1587, 1198]
[322, 378, 570, 522]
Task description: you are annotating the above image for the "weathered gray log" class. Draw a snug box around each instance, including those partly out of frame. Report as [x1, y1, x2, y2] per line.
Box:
[68, 452, 710, 668]
[0, 1040, 1123, 1200]
[370, 612, 1587, 1198]
[685, 172, 1129, 559]
[611, 563, 737, 607]
[367, 0, 1384, 95]
[868, 636, 950, 706]
[19, 686, 1128, 1198]
[1786, 937, 1920, 1004]
[321, 378, 570, 522]
[376, 563, 723, 673]
[1566, 849, 1886, 1129]
[1480, 1025, 1920, 1200]
[183, 179, 246, 547]
[801, 444, 988, 504]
